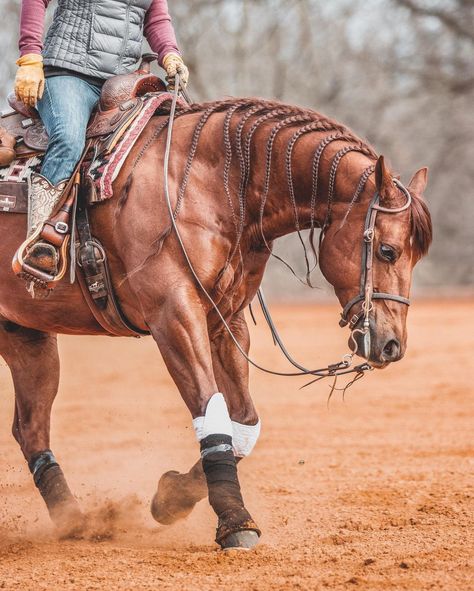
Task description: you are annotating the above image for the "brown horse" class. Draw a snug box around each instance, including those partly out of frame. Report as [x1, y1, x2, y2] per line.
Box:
[0, 96, 432, 549]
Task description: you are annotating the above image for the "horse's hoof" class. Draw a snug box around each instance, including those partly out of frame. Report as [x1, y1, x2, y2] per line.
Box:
[151, 470, 201, 525]
[220, 530, 260, 551]
[56, 510, 86, 540]
[50, 502, 86, 540]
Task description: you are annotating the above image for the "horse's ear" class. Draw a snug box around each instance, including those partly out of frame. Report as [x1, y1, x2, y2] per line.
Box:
[408, 167, 428, 195]
[375, 155, 393, 201]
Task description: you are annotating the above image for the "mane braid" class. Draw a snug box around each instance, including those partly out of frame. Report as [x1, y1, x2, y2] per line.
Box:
[174, 103, 222, 220]
[259, 115, 313, 226]
[224, 106, 289, 270]
[243, 108, 292, 189]
[254, 114, 317, 284]
[238, 110, 300, 272]
[261, 118, 312, 219]
[223, 104, 241, 236]
[286, 121, 338, 281]
[326, 145, 374, 231]
[338, 164, 377, 230]
[311, 134, 353, 232]
[172, 99, 378, 231]
[234, 105, 264, 256]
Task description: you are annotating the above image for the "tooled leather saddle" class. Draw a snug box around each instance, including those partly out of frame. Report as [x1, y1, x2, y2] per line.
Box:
[0, 53, 170, 337]
[0, 54, 166, 161]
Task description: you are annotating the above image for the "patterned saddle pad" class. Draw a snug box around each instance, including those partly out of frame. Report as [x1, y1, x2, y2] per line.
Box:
[0, 92, 187, 213]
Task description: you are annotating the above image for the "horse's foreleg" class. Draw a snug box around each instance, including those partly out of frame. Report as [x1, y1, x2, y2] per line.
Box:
[206, 312, 261, 548]
[147, 296, 260, 548]
[0, 320, 83, 537]
[153, 311, 260, 525]
[210, 311, 260, 442]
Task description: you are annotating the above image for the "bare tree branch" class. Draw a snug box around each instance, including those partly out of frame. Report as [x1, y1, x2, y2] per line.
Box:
[394, 0, 474, 42]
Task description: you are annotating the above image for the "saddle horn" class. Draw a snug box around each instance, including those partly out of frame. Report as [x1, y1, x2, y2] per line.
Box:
[137, 53, 160, 74]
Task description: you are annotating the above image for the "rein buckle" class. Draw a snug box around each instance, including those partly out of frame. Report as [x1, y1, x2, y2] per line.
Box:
[349, 313, 362, 330]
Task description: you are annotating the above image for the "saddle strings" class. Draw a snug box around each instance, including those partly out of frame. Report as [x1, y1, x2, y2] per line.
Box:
[162, 75, 372, 385]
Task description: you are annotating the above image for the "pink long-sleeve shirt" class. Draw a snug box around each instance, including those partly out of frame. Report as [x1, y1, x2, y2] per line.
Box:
[19, 0, 180, 66]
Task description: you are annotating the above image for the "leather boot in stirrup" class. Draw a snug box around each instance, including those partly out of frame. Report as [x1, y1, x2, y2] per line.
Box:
[12, 173, 69, 287]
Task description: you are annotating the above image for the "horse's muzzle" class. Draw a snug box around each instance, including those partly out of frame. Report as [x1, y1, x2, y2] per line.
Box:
[349, 318, 405, 368]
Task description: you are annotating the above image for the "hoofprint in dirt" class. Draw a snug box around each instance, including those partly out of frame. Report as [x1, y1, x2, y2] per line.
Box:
[0, 299, 473, 591]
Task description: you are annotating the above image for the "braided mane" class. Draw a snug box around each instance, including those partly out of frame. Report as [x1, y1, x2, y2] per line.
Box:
[139, 97, 432, 265]
[178, 98, 429, 254]
[169, 98, 379, 282]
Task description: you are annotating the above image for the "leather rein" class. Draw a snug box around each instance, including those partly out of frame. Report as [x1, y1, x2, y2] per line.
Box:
[163, 76, 413, 388]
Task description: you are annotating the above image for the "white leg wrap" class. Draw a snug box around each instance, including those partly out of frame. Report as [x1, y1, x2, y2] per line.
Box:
[193, 393, 232, 441]
[231, 420, 261, 457]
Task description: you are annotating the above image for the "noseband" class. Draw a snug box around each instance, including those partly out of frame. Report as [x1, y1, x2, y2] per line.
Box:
[339, 179, 412, 355]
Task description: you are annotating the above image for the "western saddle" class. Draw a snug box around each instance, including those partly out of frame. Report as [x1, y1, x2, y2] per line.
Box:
[0, 54, 170, 337]
[0, 54, 166, 162]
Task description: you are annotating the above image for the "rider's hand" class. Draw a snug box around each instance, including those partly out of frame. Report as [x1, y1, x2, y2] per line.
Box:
[162, 53, 189, 89]
[15, 54, 45, 108]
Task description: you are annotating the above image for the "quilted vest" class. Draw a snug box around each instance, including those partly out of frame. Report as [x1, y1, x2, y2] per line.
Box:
[43, 0, 153, 79]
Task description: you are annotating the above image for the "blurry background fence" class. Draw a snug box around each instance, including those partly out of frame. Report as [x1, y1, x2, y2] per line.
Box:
[2, 0, 473, 296]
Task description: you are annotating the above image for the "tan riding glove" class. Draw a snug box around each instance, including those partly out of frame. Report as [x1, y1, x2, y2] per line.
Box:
[162, 53, 189, 89]
[15, 54, 45, 108]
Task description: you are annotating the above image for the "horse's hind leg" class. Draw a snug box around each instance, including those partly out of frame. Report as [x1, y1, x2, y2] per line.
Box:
[151, 458, 207, 525]
[151, 311, 261, 548]
[0, 319, 83, 537]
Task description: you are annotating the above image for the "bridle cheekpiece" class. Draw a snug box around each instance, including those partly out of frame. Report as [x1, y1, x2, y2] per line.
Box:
[339, 178, 413, 359]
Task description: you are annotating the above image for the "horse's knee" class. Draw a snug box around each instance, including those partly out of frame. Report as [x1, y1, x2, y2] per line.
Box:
[193, 392, 233, 441]
[192, 393, 261, 457]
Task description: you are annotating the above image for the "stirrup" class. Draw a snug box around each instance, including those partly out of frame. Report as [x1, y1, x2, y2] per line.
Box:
[12, 225, 70, 288]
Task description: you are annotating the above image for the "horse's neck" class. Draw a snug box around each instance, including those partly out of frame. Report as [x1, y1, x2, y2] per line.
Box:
[252, 130, 376, 242]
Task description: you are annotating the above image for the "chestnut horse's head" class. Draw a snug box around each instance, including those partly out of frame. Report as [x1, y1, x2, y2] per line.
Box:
[319, 155, 432, 368]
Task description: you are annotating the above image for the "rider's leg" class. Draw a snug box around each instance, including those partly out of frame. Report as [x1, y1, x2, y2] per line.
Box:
[37, 76, 101, 185]
[20, 76, 101, 275]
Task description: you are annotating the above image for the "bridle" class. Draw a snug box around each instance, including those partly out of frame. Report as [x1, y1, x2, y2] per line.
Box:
[162, 76, 413, 391]
[339, 179, 412, 358]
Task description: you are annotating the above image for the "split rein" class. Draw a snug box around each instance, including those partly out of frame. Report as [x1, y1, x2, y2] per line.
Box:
[163, 76, 411, 395]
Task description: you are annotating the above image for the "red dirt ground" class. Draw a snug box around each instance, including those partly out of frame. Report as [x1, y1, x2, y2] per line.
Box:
[0, 299, 473, 591]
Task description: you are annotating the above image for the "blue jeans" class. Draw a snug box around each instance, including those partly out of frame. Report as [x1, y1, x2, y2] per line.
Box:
[36, 76, 101, 185]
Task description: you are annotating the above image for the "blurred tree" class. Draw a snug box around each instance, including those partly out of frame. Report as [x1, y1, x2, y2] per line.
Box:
[0, 0, 20, 91]
[395, 0, 474, 42]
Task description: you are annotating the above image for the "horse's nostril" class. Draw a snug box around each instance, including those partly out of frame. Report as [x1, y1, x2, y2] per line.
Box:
[383, 339, 400, 361]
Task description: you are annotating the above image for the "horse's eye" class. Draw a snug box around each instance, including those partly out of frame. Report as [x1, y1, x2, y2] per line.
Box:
[379, 243, 398, 263]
